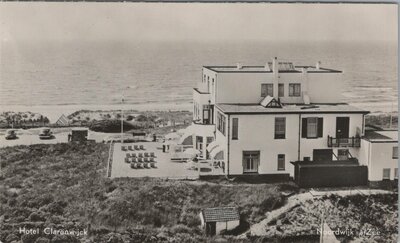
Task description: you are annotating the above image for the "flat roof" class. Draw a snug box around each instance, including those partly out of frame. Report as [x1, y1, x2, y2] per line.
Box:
[216, 103, 369, 115]
[204, 65, 341, 73]
[363, 130, 398, 142]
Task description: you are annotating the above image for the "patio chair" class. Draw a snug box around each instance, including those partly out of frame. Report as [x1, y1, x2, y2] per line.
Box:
[137, 162, 144, 169]
[144, 157, 149, 162]
[134, 145, 140, 150]
[150, 152, 155, 157]
[130, 162, 138, 169]
[149, 157, 155, 162]
[128, 145, 134, 151]
[144, 152, 149, 157]
[131, 157, 138, 163]
[126, 153, 132, 158]
[125, 157, 130, 163]
[138, 157, 144, 163]
[121, 146, 127, 151]
[139, 145, 144, 150]
[131, 153, 137, 158]
[138, 153, 143, 158]
[150, 161, 157, 168]
[144, 162, 151, 169]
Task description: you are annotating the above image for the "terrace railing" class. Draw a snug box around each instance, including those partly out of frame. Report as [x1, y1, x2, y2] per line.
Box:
[327, 136, 361, 148]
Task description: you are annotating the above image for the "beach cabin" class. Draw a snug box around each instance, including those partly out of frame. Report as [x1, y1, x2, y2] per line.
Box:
[199, 206, 240, 236]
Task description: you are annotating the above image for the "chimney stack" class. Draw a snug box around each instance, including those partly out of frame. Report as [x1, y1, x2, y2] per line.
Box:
[236, 63, 242, 70]
[272, 57, 278, 73]
[272, 57, 279, 99]
[316, 61, 321, 70]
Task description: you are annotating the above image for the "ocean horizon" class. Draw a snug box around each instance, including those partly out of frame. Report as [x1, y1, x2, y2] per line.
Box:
[0, 40, 397, 122]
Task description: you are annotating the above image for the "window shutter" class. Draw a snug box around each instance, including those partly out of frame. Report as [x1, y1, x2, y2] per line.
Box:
[317, 118, 323, 137]
[301, 118, 307, 138]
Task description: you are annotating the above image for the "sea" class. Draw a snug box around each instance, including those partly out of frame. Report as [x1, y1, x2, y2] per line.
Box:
[0, 40, 397, 122]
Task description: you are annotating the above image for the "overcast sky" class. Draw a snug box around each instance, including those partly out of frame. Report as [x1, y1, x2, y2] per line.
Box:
[0, 3, 397, 42]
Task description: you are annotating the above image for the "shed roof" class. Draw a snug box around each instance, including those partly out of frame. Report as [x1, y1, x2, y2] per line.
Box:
[201, 206, 239, 222]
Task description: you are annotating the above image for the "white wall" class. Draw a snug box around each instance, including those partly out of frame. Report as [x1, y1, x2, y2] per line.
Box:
[216, 220, 240, 234]
[202, 68, 218, 104]
[213, 70, 342, 105]
[299, 113, 364, 160]
[360, 141, 398, 181]
[228, 114, 299, 176]
[223, 113, 364, 176]
[307, 73, 343, 103]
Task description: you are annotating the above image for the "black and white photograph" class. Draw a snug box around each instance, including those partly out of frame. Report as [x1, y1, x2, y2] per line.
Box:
[0, 1, 398, 242]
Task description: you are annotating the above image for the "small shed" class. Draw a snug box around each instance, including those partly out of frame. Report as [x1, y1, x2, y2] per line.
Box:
[199, 206, 240, 236]
[70, 128, 88, 142]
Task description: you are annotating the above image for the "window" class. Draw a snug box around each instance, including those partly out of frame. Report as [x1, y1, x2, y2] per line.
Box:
[289, 83, 301, 97]
[203, 74, 206, 82]
[278, 84, 284, 97]
[217, 112, 226, 135]
[243, 151, 260, 173]
[274, 117, 286, 139]
[393, 146, 398, 159]
[302, 117, 323, 138]
[278, 154, 285, 170]
[383, 168, 391, 180]
[307, 117, 318, 138]
[232, 118, 239, 140]
[395, 168, 398, 180]
[261, 83, 273, 97]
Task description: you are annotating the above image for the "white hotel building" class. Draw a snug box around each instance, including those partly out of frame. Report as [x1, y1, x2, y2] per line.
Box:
[180, 57, 397, 186]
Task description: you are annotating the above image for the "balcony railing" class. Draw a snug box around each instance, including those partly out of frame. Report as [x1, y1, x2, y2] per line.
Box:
[327, 136, 361, 147]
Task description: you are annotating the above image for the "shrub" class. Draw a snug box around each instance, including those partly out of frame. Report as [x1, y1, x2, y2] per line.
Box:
[5, 233, 19, 242]
[46, 201, 67, 215]
[21, 234, 39, 243]
[34, 237, 51, 243]
[170, 224, 193, 234]
[29, 211, 46, 222]
[52, 235, 79, 243]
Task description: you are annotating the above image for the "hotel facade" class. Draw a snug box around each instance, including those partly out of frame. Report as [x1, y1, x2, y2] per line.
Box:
[180, 57, 397, 185]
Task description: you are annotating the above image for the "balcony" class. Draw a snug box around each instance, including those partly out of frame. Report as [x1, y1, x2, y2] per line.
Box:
[327, 136, 361, 148]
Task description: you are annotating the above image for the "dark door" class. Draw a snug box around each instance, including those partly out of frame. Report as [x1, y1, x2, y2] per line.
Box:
[203, 109, 210, 124]
[206, 222, 216, 236]
[313, 149, 333, 162]
[336, 117, 349, 138]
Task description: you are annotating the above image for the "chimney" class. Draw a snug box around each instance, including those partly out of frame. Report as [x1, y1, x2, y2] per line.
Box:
[236, 63, 242, 70]
[272, 57, 278, 73]
[316, 61, 321, 70]
[272, 57, 279, 99]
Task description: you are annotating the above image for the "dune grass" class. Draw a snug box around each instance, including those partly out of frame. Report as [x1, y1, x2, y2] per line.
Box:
[0, 143, 293, 243]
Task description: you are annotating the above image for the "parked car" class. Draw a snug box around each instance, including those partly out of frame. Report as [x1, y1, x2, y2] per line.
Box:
[39, 127, 54, 139]
[5, 129, 18, 140]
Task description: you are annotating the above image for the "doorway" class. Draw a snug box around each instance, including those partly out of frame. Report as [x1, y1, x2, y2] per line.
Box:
[336, 117, 350, 138]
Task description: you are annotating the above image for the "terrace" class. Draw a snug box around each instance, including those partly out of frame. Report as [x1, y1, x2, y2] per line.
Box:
[110, 142, 223, 179]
